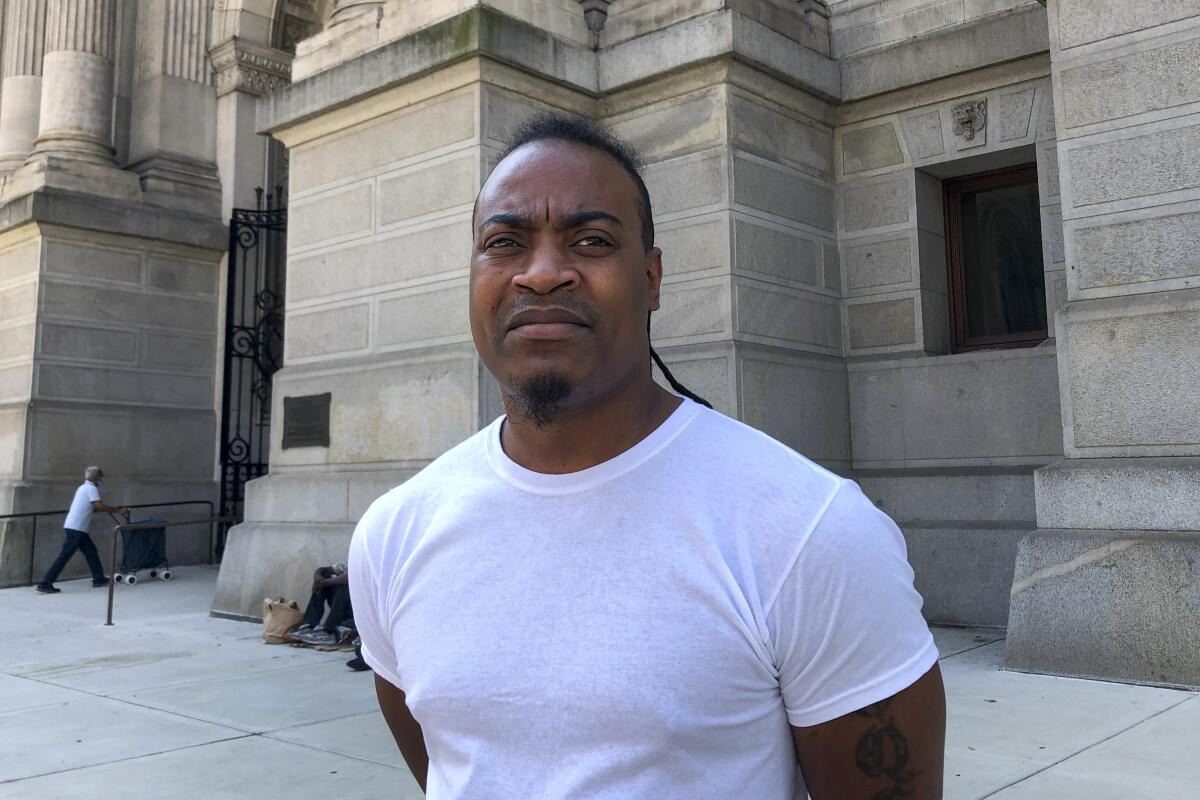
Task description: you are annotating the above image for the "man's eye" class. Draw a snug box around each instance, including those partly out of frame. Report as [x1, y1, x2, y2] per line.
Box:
[576, 236, 612, 247]
[485, 237, 519, 249]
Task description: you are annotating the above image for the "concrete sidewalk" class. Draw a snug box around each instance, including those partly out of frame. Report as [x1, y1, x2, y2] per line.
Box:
[1, 568, 1195, 799]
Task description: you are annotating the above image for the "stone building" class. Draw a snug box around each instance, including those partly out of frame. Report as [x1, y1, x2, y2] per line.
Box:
[1, 0, 1197, 687]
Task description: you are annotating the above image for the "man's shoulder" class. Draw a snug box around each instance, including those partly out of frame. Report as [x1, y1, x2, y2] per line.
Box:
[685, 406, 842, 494]
[356, 423, 495, 532]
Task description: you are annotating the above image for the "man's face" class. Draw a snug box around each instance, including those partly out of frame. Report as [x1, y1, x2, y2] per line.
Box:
[470, 140, 662, 418]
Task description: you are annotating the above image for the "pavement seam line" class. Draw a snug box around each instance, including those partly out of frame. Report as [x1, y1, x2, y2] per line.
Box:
[259, 730, 408, 771]
[0, 733, 254, 785]
[14, 650, 348, 696]
[8, 671, 258, 734]
[975, 692, 1199, 798]
[938, 637, 1006, 661]
[262, 706, 389, 736]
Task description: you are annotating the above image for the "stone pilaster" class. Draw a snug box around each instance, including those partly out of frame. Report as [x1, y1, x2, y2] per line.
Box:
[0, 0, 47, 171]
[127, 0, 220, 217]
[210, 37, 291, 216]
[29, 0, 118, 163]
[1006, 1, 1200, 688]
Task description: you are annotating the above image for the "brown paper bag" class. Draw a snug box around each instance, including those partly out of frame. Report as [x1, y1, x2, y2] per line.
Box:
[262, 597, 303, 644]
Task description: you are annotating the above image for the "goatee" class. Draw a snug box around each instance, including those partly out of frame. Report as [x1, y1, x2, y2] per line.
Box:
[513, 373, 573, 428]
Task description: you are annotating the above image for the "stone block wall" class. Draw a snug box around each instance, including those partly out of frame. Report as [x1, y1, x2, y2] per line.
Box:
[1045, 5, 1200, 462]
[215, 58, 597, 616]
[834, 59, 1064, 624]
[604, 60, 851, 470]
[0, 227, 39, 484]
[0, 218, 221, 586]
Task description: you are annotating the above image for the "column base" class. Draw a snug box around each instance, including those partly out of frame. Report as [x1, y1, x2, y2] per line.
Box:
[127, 153, 223, 218]
[0, 154, 142, 205]
[1006, 528, 1200, 689]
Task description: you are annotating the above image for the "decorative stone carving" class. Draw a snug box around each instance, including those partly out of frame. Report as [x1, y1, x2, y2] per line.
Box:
[210, 40, 293, 97]
[578, 0, 613, 33]
[952, 98, 987, 149]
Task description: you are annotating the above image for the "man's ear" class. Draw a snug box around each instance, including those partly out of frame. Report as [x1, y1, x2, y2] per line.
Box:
[646, 247, 664, 311]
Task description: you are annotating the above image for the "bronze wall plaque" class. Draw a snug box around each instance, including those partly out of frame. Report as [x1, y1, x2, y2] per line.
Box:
[282, 393, 331, 449]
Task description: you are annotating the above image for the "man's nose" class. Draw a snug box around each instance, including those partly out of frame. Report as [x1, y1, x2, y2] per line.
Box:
[513, 241, 579, 295]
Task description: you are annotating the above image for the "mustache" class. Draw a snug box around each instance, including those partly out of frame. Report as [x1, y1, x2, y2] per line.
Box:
[496, 296, 599, 331]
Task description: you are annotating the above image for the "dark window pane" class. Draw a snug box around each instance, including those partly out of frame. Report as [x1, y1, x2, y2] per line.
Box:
[959, 180, 1046, 339]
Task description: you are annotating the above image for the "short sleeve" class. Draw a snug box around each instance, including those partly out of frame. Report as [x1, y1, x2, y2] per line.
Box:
[86, 484, 101, 502]
[348, 504, 405, 689]
[768, 480, 938, 728]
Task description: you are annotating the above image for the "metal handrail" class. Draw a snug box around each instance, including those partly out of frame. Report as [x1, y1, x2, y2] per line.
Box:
[0, 499, 218, 585]
[105, 515, 237, 625]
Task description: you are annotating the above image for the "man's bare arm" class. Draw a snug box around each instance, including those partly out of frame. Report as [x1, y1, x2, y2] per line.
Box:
[792, 663, 946, 800]
[92, 500, 129, 516]
[375, 674, 429, 793]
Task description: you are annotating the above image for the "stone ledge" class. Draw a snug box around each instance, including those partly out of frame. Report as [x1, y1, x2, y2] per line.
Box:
[1006, 528, 1200, 688]
[0, 188, 228, 251]
[259, 7, 841, 137]
[841, 5, 1050, 101]
[1035, 457, 1200, 531]
[259, 8, 597, 135]
[242, 468, 417, 524]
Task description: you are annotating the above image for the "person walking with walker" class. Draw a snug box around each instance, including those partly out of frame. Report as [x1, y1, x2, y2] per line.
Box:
[36, 466, 128, 594]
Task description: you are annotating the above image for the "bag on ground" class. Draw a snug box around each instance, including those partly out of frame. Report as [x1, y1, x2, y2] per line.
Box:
[262, 597, 303, 644]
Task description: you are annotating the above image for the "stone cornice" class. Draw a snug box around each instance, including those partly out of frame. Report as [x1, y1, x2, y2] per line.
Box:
[258, 7, 841, 136]
[210, 37, 293, 98]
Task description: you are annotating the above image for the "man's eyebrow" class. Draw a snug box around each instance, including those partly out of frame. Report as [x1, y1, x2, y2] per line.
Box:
[561, 210, 623, 229]
[478, 212, 536, 235]
[477, 210, 624, 236]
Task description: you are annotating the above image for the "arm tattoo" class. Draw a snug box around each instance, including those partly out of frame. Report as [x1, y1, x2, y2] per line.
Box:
[853, 699, 914, 800]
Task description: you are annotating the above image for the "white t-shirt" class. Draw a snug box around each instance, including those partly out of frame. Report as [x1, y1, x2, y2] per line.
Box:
[65, 481, 102, 532]
[350, 398, 937, 800]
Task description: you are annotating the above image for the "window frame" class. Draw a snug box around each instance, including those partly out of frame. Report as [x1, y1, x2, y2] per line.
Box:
[944, 163, 1048, 353]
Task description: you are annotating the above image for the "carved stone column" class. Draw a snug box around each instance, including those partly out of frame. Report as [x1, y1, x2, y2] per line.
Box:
[29, 0, 118, 163]
[0, 0, 48, 171]
[127, 0, 220, 216]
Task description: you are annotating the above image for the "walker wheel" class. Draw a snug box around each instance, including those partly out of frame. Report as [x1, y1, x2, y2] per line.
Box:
[125, 573, 138, 586]
[114, 574, 124, 584]
[149, 570, 158, 579]
[161, 570, 172, 581]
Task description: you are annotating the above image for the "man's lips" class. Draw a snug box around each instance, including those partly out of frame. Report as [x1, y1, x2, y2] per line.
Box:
[505, 308, 591, 340]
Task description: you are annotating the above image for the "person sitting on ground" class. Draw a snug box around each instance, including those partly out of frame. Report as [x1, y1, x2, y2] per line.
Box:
[37, 466, 129, 594]
[291, 563, 354, 645]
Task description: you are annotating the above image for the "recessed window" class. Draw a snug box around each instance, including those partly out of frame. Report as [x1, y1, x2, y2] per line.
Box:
[944, 164, 1046, 352]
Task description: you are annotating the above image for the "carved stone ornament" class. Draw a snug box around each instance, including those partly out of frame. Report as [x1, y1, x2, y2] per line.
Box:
[952, 99, 987, 142]
[210, 40, 294, 98]
[578, 0, 613, 33]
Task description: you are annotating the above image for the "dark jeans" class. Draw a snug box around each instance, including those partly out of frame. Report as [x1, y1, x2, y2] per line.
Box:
[302, 584, 353, 633]
[40, 528, 106, 585]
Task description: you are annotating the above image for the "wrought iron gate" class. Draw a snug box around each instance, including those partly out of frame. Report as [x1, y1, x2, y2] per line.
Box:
[219, 188, 286, 555]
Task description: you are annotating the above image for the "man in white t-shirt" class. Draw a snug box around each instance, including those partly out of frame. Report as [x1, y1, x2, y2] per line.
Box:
[350, 112, 946, 799]
[37, 466, 129, 594]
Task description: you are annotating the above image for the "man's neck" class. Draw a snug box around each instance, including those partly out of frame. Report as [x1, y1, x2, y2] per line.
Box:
[500, 378, 683, 474]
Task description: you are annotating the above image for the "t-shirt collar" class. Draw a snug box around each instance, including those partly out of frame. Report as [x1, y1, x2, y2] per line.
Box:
[484, 396, 702, 495]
